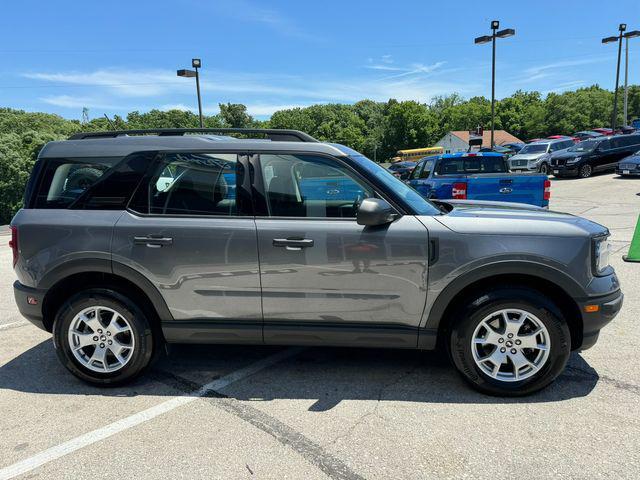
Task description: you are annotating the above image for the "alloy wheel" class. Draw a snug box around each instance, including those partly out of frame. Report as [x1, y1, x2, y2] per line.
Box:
[67, 306, 135, 373]
[471, 308, 550, 382]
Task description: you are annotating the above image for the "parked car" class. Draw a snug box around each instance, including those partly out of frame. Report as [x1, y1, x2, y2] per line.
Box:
[11, 128, 622, 396]
[616, 150, 640, 176]
[406, 152, 550, 207]
[551, 134, 640, 178]
[509, 138, 575, 174]
[387, 160, 416, 179]
[573, 131, 604, 141]
[478, 145, 516, 159]
[592, 128, 614, 136]
[547, 135, 580, 143]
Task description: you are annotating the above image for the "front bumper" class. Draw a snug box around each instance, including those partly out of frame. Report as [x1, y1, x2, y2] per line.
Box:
[551, 165, 580, 177]
[615, 167, 640, 176]
[577, 289, 623, 350]
[13, 281, 48, 331]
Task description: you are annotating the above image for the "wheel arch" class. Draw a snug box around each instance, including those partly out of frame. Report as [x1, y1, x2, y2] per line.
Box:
[41, 260, 172, 340]
[426, 263, 585, 351]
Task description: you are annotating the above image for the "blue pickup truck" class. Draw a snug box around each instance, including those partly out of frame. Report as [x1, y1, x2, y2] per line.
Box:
[406, 152, 551, 208]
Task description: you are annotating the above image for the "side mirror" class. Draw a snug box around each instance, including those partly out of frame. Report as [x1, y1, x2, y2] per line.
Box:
[357, 198, 398, 226]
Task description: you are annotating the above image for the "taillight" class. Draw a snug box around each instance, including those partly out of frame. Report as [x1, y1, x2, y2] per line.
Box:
[543, 179, 551, 201]
[452, 182, 467, 199]
[8, 226, 18, 268]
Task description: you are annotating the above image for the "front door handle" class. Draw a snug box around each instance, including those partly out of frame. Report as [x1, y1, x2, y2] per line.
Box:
[272, 238, 314, 251]
[133, 235, 173, 248]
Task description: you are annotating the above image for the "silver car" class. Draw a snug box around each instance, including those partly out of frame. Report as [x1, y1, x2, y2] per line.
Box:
[509, 138, 575, 174]
[10, 128, 623, 396]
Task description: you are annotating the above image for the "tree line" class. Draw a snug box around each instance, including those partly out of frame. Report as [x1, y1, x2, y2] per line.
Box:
[1, 84, 639, 223]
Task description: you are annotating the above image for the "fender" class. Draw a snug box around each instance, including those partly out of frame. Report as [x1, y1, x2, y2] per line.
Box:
[39, 258, 173, 322]
[421, 260, 587, 336]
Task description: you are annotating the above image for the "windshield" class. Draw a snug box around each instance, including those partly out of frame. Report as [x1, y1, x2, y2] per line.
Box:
[331, 144, 440, 215]
[519, 144, 548, 154]
[568, 140, 598, 152]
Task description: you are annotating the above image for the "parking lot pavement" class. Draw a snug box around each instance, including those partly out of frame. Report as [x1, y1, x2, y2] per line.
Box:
[1, 173, 639, 479]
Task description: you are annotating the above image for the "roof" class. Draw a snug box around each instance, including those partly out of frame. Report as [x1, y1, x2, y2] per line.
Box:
[441, 152, 504, 158]
[397, 147, 443, 154]
[448, 130, 523, 147]
[39, 134, 345, 159]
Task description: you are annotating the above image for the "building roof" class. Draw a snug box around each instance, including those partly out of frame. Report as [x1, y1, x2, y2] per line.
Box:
[449, 130, 523, 147]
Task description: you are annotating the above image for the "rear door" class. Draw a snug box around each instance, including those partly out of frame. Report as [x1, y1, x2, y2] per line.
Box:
[252, 152, 429, 348]
[112, 151, 263, 343]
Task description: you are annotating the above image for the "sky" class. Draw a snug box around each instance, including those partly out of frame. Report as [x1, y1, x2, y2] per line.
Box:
[1, 0, 639, 120]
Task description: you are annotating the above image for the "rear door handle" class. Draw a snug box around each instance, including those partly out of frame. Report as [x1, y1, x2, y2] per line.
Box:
[133, 235, 173, 248]
[272, 238, 314, 251]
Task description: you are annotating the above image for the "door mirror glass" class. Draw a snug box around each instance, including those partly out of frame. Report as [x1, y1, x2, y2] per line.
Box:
[356, 198, 397, 226]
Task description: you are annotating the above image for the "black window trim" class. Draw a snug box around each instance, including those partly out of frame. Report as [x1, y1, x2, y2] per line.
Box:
[126, 149, 253, 219]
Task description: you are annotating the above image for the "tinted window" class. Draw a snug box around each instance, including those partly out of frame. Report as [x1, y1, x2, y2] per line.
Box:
[34, 156, 123, 209]
[436, 156, 507, 174]
[420, 159, 435, 178]
[599, 140, 611, 151]
[260, 154, 373, 218]
[130, 153, 238, 216]
[409, 162, 423, 179]
[519, 144, 548, 154]
[628, 135, 640, 146]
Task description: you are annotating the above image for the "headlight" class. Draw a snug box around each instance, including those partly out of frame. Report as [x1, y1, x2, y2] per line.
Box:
[566, 156, 582, 164]
[593, 236, 612, 275]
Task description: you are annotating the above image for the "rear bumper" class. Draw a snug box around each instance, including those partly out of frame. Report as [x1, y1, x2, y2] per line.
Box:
[577, 289, 623, 350]
[13, 281, 48, 331]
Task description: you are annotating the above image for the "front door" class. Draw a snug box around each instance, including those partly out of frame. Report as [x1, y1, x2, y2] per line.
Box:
[252, 152, 430, 348]
[112, 151, 262, 343]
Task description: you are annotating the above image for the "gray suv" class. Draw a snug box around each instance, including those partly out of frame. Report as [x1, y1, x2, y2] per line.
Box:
[509, 138, 575, 174]
[10, 128, 623, 395]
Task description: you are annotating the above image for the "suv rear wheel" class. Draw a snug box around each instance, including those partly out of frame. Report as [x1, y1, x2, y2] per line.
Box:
[53, 289, 154, 386]
[448, 287, 571, 396]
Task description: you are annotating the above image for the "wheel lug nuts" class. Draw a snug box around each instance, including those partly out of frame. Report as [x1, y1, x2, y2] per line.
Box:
[107, 331, 111, 336]
[500, 347, 506, 353]
[108, 340, 112, 345]
[511, 349, 517, 354]
[515, 340, 522, 345]
[507, 333, 514, 338]
[93, 336, 98, 341]
[98, 329, 103, 334]
[99, 343, 105, 348]
[498, 338, 504, 343]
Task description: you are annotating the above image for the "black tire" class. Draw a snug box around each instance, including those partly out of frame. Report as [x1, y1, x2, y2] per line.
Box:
[448, 287, 571, 396]
[539, 162, 549, 175]
[53, 289, 154, 386]
[579, 163, 593, 178]
[65, 167, 103, 191]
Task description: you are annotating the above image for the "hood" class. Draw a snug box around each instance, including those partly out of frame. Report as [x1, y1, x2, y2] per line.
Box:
[429, 199, 608, 237]
[553, 150, 586, 160]
[510, 153, 547, 161]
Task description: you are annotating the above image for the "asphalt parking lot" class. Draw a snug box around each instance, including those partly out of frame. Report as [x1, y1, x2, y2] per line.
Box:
[1, 173, 639, 479]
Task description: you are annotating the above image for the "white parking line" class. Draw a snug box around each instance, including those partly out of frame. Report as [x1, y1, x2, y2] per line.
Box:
[0, 347, 302, 480]
[0, 321, 26, 331]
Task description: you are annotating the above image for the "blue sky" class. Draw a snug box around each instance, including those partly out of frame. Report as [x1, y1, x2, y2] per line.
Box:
[1, 0, 639, 120]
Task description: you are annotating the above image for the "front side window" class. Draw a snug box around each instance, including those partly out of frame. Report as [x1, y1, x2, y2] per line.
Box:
[130, 152, 238, 216]
[420, 159, 435, 178]
[259, 154, 373, 218]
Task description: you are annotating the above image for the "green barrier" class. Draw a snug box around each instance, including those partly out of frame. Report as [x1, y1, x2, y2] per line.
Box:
[623, 214, 640, 263]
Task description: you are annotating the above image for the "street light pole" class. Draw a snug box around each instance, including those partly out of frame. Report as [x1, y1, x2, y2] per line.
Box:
[612, 25, 625, 132]
[193, 61, 204, 128]
[624, 36, 629, 126]
[491, 23, 497, 149]
[177, 58, 204, 128]
[475, 21, 515, 149]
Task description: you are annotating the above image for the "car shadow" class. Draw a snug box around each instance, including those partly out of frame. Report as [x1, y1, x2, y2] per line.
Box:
[0, 340, 600, 409]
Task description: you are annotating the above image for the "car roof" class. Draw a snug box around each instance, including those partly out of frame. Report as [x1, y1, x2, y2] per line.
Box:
[39, 134, 346, 159]
[437, 152, 504, 159]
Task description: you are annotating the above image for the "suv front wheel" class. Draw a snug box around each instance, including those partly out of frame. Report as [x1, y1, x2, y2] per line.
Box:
[53, 289, 154, 386]
[449, 287, 571, 396]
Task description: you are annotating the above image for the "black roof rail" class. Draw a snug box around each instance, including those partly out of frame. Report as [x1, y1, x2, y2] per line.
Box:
[67, 128, 318, 142]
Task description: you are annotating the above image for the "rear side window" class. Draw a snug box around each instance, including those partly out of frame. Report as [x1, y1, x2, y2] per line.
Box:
[129, 152, 238, 216]
[33, 156, 124, 209]
[436, 157, 507, 175]
[420, 159, 434, 178]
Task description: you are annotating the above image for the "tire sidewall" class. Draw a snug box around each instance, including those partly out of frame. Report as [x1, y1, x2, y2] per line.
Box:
[449, 288, 571, 396]
[53, 289, 154, 386]
[539, 162, 549, 175]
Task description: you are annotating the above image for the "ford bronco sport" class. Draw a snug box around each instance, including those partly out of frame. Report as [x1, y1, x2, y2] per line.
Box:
[10, 128, 623, 395]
